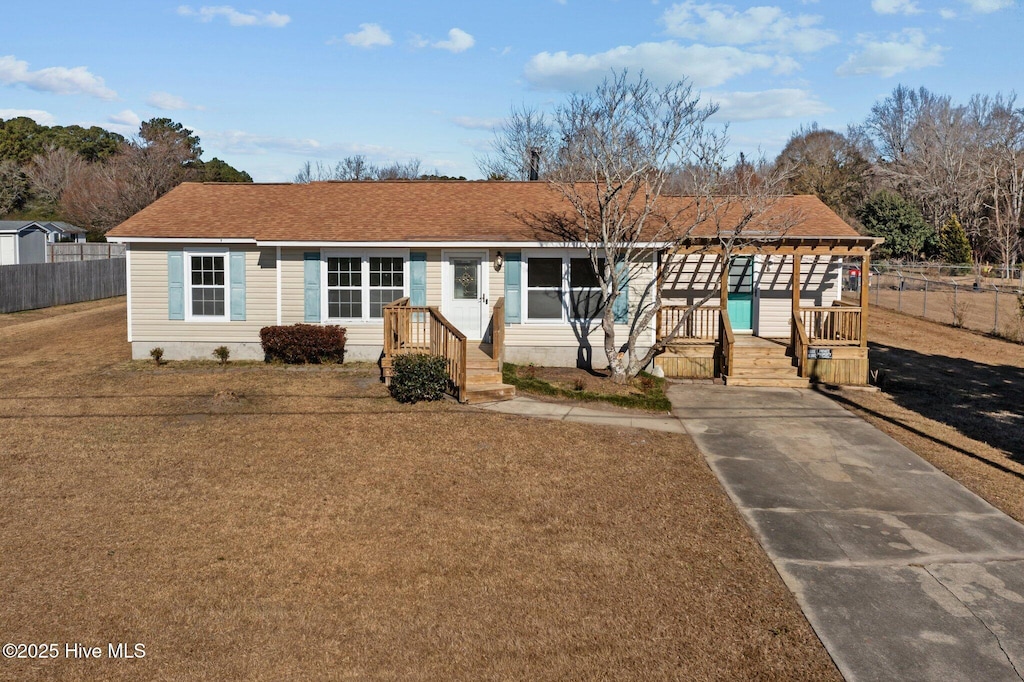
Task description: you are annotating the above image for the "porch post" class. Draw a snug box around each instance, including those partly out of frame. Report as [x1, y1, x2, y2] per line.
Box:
[860, 251, 871, 347]
[719, 253, 729, 309]
[792, 251, 802, 319]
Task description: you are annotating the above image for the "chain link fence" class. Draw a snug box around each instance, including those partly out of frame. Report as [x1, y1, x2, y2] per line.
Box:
[853, 263, 1024, 342]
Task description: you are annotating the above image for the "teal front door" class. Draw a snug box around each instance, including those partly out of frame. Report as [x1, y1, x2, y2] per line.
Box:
[727, 256, 754, 331]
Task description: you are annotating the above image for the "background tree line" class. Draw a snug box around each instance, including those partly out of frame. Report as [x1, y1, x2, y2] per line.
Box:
[0, 116, 251, 239]
[774, 85, 1024, 273]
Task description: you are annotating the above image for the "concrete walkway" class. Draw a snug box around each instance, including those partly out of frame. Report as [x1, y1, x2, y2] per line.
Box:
[479, 387, 1024, 680]
[670, 384, 1024, 682]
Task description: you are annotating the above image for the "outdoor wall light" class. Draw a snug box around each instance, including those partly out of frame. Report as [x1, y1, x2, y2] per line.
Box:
[494, 251, 504, 271]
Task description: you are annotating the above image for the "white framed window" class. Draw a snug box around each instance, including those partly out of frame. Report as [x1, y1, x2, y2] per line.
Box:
[327, 256, 362, 319]
[322, 250, 408, 322]
[185, 248, 229, 321]
[526, 256, 563, 321]
[524, 252, 612, 323]
[369, 256, 405, 318]
[568, 257, 606, 320]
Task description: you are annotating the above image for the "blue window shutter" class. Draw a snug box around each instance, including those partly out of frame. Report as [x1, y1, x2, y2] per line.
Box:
[167, 251, 184, 320]
[613, 259, 629, 324]
[409, 252, 427, 306]
[304, 252, 320, 322]
[229, 251, 246, 321]
[504, 252, 521, 323]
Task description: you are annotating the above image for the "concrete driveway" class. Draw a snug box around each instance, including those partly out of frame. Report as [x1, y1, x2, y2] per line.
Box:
[669, 384, 1024, 682]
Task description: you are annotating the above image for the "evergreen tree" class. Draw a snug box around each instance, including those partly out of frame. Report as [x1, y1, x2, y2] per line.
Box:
[938, 213, 973, 264]
[857, 190, 934, 260]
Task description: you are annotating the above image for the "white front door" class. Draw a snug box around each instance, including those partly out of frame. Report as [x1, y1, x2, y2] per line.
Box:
[446, 253, 485, 340]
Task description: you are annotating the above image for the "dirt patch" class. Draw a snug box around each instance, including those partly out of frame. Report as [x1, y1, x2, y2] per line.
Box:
[0, 300, 839, 681]
[822, 305, 1024, 523]
[527, 365, 645, 396]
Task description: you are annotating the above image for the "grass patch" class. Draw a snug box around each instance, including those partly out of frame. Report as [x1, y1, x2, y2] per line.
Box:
[503, 362, 672, 412]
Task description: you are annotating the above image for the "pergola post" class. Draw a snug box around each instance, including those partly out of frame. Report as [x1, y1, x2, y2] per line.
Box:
[792, 252, 802, 320]
[860, 251, 871, 347]
[720, 253, 729, 309]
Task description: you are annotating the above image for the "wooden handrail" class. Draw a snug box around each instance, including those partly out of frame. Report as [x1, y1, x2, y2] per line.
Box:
[792, 310, 810, 377]
[382, 297, 468, 402]
[799, 306, 862, 345]
[719, 308, 735, 377]
[657, 304, 721, 342]
[492, 297, 505, 370]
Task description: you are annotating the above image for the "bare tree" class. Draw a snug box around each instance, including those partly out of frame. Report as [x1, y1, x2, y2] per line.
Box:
[975, 94, 1024, 276]
[511, 71, 795, 383]
[0, 160, 30, 215]
[25, 146, 86, 208]
[477, 105, 554, 181]
[774, 123, 870, 222]
[294, 155, 422, 182]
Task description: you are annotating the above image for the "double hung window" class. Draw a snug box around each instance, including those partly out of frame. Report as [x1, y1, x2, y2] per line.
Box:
[186, 250, 228, 320]
[324, 253, 406, 321]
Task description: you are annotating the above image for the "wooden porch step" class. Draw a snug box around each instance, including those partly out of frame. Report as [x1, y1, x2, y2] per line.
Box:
[463, 383, 516, 404]
[466, 370, 504, 385]
[723, 375, 809, 388]
[730, 356, 798, 369]
[728, 366, 804, 378]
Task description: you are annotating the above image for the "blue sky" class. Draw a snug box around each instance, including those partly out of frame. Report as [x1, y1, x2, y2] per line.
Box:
[2, 1, 1021, 181]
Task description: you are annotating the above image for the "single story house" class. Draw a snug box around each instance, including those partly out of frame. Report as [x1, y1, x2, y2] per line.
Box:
[0, 220, 87, 265]
[106, 181, 878, 398]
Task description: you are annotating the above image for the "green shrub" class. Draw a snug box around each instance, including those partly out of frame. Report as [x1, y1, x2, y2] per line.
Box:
[260, 324, 347, 364]
[149, 347, 164, 365]
[213, 346, 230, 366]
[389, 353, 449, 403]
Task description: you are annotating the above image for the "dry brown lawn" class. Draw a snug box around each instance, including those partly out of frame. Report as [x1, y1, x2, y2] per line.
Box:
[821, 306, 1024, 523]
[0, 299, 838, 681]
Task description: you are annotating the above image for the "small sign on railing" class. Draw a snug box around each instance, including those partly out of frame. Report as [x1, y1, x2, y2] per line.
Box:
[807, 347, 833, 360]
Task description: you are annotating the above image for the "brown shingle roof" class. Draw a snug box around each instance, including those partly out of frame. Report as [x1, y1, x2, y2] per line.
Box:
[106, 181, 863, 242]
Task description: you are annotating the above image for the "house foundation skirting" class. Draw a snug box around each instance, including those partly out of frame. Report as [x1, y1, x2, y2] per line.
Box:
[131, 341, 386, 363]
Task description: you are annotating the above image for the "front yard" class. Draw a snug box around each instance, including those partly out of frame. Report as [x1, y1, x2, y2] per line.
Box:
[0, 299, 838, 681]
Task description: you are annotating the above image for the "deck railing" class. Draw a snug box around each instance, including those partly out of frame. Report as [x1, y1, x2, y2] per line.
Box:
[657, 304, 722, 342]
[799, 306, 862, 345]
[719, 308, 735, 377]
[383, 297, 468, 401]
[791, 310, 810, 377]
[492, 297, 505, 369]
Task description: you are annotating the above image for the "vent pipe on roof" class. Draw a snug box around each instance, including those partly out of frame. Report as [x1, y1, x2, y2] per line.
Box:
[528, 148, 540, 181]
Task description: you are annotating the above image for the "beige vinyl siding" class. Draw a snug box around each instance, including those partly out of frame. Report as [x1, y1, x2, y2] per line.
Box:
[129, 244, 276, 343]
[757, 255, 840, 337]
[662, 252, 722, 307]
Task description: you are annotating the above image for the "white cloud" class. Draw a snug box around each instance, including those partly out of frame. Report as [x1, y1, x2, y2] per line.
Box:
[0, 108, 56, 125]
[342, 23, 393, 48]
[962, 0, 1014, 12]
[871, 0, 922, 14]
[661, 2, 839, 53]
[836, 29, 944, 77]
[433, 28, 475, 53]
[524, 42, 794, 91]
[0, 55, 116, 100]
[451, 116, 502, 131]
[108, 109, 141, 127]
[177, 5, 290, 28]
[201, 129, 406, 160]
[939, 8, 958, 17]
[705, 88, 832, 121]
[147, 91, 204, 111]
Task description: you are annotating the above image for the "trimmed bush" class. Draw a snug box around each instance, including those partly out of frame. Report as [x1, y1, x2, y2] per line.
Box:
[260, 324, 347, 364]
[213, 346, 230, 365]
[389, 353, 449, 403]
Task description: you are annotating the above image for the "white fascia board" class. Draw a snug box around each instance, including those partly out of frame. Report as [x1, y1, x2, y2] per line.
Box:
[105, 237, 258, 245]
[256, 240, 674, 249]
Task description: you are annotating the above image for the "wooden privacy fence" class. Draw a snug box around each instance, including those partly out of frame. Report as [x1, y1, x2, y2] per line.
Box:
[383, 297, 468, 401]
[49, 243, 126, 262]
[657, 304, 721, 342]
[798, 305, 862, 345]
[0, 258, 126, 313]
